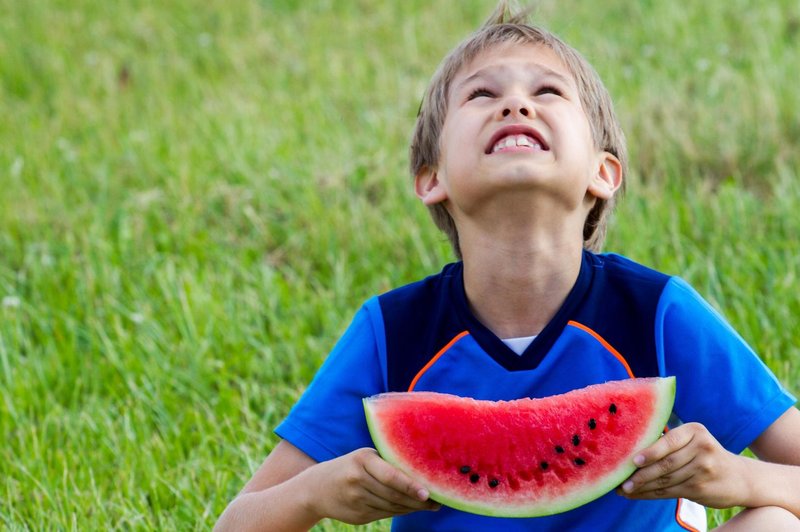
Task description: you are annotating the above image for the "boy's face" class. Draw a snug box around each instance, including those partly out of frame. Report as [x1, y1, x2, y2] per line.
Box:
[416, 42, 620, 233]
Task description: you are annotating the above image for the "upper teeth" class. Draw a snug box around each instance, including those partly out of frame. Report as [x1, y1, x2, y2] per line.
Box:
[492, 134, 542, 153]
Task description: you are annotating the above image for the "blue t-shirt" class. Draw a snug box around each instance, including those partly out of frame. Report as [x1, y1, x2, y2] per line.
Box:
[276, 251, 795, 531]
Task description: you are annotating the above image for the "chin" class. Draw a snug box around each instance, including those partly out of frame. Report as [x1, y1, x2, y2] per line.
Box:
[495, 165, 549, 186]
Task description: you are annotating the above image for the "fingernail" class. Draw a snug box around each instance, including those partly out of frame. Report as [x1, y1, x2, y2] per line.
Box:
[633, 454, 645, 466]
[622, 480, 634, 493]
[417, 488, 429, 500]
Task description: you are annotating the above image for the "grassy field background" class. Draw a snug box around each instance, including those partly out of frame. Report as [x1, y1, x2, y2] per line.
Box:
[2, 0, 799, 529]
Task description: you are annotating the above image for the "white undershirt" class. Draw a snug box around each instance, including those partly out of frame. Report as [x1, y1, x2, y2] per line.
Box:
[501, 335, 538, 355]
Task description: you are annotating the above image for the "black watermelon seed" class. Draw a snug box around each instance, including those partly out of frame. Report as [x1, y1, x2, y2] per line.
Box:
[459, 465, 471, 474]
[574, 458, 586, 466]
[488, 478, 499, 488]
[469, 473, 480, 483]
[555, 445, 565, 454]
[588, 418, 597, 430]
[572, 434, 580, 446]
[609, 403, 617, 414]
[540, 461, 549, 470]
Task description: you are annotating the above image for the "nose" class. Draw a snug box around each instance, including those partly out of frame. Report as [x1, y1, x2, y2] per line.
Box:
[503, 107, 529, 117]
[500, 95, 533, 119]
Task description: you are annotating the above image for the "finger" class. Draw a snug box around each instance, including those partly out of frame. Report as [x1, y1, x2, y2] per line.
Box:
[620, 457, 698, 497]
[361, 451, 440, 510]
[360, 497, 440, 522]
[359, 489, 429, 517]
[362, 485, 441, 516]
[621, 443, 697, 494]
[360, 471, 440, 513]
[349, 495, 425, 524]
[618, 480, 690, 501]
[363, 450, 429, 501]
[631, 424, 697, 467]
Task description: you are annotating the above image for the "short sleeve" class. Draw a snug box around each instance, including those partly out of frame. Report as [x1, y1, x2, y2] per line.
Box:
[275, 298, 387, 462]
[655, 277, 796, 454]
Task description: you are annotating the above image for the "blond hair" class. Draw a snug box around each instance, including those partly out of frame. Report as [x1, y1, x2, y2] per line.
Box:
[410, 2, 627, 258]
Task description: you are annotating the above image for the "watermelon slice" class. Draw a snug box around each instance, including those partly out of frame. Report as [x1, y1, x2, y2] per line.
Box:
[363, 377, 675, 517]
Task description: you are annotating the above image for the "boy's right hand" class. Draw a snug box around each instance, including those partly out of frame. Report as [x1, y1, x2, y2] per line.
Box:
[304, 448, 441, 525]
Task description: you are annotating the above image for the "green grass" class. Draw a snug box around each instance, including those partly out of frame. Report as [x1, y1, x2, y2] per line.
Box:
[1, 0, 798, 529]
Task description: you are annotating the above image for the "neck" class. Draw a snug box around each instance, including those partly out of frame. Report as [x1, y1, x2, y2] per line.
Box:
[459, 228, 584, 339]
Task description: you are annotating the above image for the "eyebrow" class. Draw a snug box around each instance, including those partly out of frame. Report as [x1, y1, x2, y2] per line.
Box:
[456, 63, 574, 92]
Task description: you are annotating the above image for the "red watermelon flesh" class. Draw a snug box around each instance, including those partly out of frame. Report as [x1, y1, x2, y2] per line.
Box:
[363, 377, 675, 517]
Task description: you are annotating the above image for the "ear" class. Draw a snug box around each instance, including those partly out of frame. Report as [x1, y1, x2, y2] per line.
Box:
[415, 166, 448, 205]
[587, 152, 622, 200]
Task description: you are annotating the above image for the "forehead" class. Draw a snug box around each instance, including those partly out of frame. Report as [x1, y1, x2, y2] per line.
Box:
[452, 42, 576, 91]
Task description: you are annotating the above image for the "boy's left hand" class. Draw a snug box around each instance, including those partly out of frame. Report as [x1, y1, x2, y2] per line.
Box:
[617, 422, 748, 508]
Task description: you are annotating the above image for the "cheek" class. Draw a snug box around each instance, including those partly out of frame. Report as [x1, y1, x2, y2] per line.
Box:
[571, 110, 596, 148]
[439, 127, 472, 171]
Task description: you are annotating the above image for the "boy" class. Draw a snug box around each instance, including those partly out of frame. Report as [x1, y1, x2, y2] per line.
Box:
[215, 3, 800, 531]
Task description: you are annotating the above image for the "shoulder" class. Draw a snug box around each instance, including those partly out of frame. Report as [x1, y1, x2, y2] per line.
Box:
[590, 253, 720, 318]
[378, 262, 462, 305]
[590, 252, 673, 286]
[581, 251, 675, 320]
[375, 263, 468, 391]
[571, 252, 675, 377]
[377, 262, 463, 325]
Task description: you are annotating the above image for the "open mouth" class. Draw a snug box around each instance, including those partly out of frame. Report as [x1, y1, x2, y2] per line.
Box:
[486, 126, 549, 154]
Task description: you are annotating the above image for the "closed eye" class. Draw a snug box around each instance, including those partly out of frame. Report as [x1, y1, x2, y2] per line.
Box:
[536, 85, 563, 97]
[467, 87, 495, 100]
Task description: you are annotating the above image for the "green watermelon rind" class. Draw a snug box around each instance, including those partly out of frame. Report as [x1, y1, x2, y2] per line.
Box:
[363, 377, 676, 518]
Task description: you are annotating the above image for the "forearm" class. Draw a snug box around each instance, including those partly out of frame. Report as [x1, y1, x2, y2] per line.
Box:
[739, 455, 800, 517]
[215, 445, 439, 530]
[214, 470, 322, 532]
